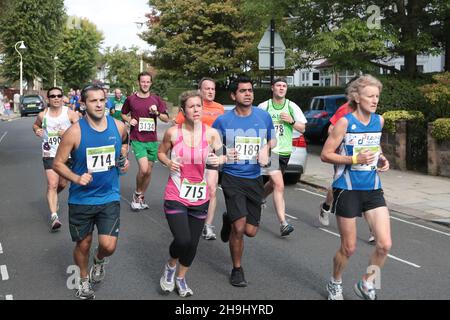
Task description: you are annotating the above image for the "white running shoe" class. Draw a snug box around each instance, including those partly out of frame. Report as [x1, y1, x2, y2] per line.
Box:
[89, 250, 108, 284]
[319, 203, 331, 226]
[176, 277, 193, 297]
[131, 193, 149, 210]
[160, 263, 176, 293]
[326, 280, 344, 300]
[75, 278, 95, 300]
[202, 224, 217, 240]
[50, 214, 62, 232]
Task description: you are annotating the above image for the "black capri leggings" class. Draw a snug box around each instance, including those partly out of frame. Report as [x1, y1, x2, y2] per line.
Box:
[164, 200, 208, 267]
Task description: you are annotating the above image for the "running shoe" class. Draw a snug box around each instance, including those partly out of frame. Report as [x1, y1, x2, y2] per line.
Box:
[89, 250, 108, 284]
[50, 214, 62, 232]
[368, 233, 376, 245]
[131, 192, 149, 210]
[319, 203, 331, 226]
[230, 267, 247, 287]
[280, 223, 294, 237]
[220, 212, 232, 243]
[202, 224, 217, 240]
[326, 280, 344, 300]
[175, 277, 193, 297]
[160, 263, 176, 293]
[354, 280, 377, 300]
[75, 278, 95, 300]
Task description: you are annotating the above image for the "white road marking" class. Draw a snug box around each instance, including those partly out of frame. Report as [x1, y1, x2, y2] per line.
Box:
[390, 216, 450, 237]
[0, 132, 7, 144]
[295, 188, 326, 198]
[1, 265, 9, 280]
[5, 295, 13, 300]
[297, 188, 448, 236]
[0, 242, 3, 254]
[285, 214, 299, 220]
[318, 228, 421, 269]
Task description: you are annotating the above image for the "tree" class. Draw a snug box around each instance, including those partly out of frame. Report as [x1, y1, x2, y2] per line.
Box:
[282, 0, 444, 76]
[57, 17, 104, 89]
[102, 46, 141, 95]
[141, 0, 258, 80]
[0, 0, 65, 86]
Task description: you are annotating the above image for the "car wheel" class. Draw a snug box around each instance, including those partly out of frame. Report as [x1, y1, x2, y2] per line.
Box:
[283, 172, 301, 185]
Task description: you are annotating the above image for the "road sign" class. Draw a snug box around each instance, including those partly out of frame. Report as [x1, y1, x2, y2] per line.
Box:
[258, 25, 286, 70]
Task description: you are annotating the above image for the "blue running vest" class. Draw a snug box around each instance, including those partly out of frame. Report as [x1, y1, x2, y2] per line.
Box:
[69, 117, 121, 205]
[333, 113, 383, 191]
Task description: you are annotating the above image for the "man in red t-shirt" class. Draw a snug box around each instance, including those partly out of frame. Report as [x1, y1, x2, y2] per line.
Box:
[174, 77, 224, 240]
[121, 72, 170, 210]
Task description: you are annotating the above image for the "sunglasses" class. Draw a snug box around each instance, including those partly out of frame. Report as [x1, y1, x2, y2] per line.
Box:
[48, 94, 63, 99]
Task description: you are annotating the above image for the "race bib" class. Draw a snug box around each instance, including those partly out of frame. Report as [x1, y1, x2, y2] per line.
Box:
[47, 131, 61, 147]
[274, 122, 285, 137]
[235, 136, 261, 161]
[180, 179, 207, 202]
[139, 118, 155, 132]
[351, 145, 381, 171]
[86, 145, 115, 173]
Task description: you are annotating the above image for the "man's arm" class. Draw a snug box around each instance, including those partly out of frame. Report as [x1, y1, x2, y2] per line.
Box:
[32, 112, 44, 137]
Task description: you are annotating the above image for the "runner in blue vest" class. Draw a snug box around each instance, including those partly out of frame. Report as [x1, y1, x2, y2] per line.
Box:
[53, 85, 130, 299]
[321, 75, 391, 300]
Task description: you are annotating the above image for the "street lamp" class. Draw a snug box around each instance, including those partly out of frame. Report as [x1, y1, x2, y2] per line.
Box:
[14, 40, 26, 96]
[137, 49, 144, 72]
[53, 55, 58, 87]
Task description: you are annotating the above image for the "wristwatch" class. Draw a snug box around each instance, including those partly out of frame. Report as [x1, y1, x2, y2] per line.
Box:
[289, 119, 295, 125]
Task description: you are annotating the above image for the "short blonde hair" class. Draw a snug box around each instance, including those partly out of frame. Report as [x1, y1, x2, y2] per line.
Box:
[347, 74, 383, 110]
[179, 90, 202, 111]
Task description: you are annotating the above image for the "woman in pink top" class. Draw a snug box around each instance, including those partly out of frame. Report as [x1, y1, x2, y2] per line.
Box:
[157, 90, 224, 297]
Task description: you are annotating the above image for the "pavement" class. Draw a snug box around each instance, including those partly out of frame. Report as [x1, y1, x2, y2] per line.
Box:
[300, 151, 450, 227]
[0, 112, 21, 122]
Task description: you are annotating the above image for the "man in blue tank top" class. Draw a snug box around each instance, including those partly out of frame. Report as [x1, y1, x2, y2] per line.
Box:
[321, 75, 391, 301]
[213, 76, 275, 287]
[53, 85, 130, 299]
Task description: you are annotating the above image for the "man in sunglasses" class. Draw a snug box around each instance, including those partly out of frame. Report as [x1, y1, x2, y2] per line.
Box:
[33, 87, 79, 231]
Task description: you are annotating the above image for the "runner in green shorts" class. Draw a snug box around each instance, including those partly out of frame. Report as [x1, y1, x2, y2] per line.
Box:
[121, 72, 169, 210]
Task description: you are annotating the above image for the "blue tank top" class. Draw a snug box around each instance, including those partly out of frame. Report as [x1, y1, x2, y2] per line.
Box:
[69, 117, 121, 205]
[332, 113, 382, 191]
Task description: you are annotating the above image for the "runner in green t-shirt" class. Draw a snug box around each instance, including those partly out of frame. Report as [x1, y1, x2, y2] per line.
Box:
[258, 78, 307, 237]
[110, 88, 127, 121]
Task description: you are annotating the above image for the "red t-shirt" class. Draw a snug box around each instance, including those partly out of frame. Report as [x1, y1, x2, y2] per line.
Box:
[330, 102, 352, 125]
[122, 93, 168, 142]
[174, 100, 224, 127]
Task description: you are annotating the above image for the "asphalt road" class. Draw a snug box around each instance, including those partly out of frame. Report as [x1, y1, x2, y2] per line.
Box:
[1, 116, 449, 300]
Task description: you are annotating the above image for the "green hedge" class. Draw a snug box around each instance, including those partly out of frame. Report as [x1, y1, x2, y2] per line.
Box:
[431, 118, 450, 141]
[166, 87, 195, 105]
[215, 86, 344, 110]
[382, 110, 425, 134]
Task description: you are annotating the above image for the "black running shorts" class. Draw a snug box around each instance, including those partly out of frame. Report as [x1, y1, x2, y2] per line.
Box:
[221, 172, 264, 226]
[68, 201, 120, 242]
[332, 189, 387, 218]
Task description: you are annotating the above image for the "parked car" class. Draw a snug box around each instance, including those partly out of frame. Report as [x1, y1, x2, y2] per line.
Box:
[20, 94, 46, 117]
[304, 94, 347, 142]
[223, 104, 307, 184]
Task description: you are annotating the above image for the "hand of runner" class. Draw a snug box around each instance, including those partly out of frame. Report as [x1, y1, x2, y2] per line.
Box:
[280, 112, 293, 124]
[357, 149, 375, 165]
[120, 158, 130, 174]
[35, 128, 44, 137]
[377, 155, 390, 172]
[168, 159, 183, 172]
[257, 149, 270, 167]
[149, 105, 158, 114]
[226, 148, 238, 163]
[206, 152, 220, 167]
[129, 118, 138, 126]
[78, 172, 93, 186]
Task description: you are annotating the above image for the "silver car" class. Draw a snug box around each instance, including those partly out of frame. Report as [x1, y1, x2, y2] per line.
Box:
[222, 105, 307, 184]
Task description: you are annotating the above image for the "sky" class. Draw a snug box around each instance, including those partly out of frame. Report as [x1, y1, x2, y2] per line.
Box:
[64, 0, 151, 51]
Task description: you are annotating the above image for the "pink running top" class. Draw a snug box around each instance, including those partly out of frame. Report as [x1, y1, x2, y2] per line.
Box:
[164, 124, 210, 206]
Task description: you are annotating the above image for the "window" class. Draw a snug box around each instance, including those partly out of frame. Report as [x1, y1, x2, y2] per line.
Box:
[313, 72, 320, 80]
[310, 98, 325, 110]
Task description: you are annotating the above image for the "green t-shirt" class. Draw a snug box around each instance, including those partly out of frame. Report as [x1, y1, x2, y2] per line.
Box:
[111, 96, 126, 120]
[266, 99, 295, 156]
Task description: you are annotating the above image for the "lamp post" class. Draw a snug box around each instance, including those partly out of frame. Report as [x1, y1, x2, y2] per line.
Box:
[137, 49, 144, 72]
[53, 55, 58, 87]
[14, 40, 26, 96]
